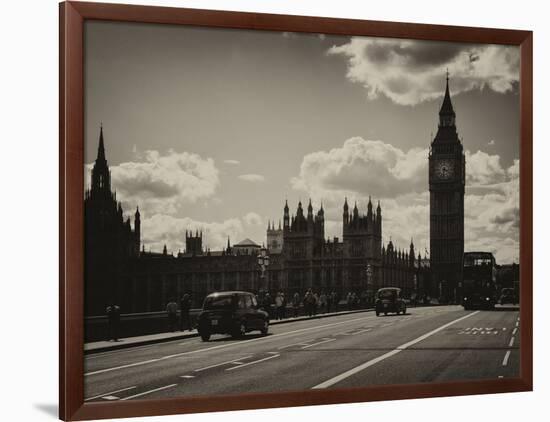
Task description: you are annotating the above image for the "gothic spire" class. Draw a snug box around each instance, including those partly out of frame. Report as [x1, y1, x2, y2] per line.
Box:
[97, 124, 106, 162]
[439, 72, 456, 122]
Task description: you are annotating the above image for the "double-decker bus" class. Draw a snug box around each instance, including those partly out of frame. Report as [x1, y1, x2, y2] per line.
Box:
[462, 252, 497, 310]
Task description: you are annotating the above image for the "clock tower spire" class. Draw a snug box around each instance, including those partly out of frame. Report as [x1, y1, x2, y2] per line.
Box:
[428, 75, 465, 304]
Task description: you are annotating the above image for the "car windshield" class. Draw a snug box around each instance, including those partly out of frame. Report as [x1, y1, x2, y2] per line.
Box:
[203, 295, 235, 310]
[378, 289, 397, 299]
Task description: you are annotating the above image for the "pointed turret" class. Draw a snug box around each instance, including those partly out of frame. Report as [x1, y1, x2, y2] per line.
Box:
[439, 71, 456, 122]
[97, 124, 106, 162]
[283, 200, 290, 229]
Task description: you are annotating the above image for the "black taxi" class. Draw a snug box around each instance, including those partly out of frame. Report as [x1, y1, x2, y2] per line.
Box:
[375, 287, 407, 316]
[197, 291, 269, 341]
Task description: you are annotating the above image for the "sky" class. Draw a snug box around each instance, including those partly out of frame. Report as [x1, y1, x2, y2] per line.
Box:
[84, 21, 520, 264]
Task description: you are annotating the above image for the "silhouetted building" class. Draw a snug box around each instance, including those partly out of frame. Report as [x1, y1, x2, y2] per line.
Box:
[84, 126, 140, 316]
[429, 75, 466, 303]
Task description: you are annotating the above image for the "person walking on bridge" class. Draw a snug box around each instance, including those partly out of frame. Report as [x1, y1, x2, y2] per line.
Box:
[180, 293, 192, 331]
[166, 298, 178, 332]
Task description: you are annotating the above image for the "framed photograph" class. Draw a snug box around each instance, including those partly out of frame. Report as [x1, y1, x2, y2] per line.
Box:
[59, 1, 532, 420]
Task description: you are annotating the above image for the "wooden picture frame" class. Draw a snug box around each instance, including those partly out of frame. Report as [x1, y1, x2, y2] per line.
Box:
[59, 1, 533, 420]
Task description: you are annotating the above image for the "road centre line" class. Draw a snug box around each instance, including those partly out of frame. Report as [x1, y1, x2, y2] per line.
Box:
[509, 336, 515, 347]
[194, 356, 253, 372]
[85, 314, 379, 376]
[512, 327, 518, 335]
[120, 384, 177, 401]
[502, 351, 511, 366]
[301, 338, 336, 349]
[84, 386, 137, 401]
[352, 328, 372, 335]
[312, 311, 480, 389]
[278, 342, 311, 350]
[225, 354, 280, 371]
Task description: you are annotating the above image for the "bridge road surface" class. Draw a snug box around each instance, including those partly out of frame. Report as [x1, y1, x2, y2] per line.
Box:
[84, 305, 520, 402]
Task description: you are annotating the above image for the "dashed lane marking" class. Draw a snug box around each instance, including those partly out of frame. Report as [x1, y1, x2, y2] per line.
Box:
[502, 351, 511, 366]
[312, 311, 480, 389]
[278, 342, 312, 350]
[352, 328, 372, 335]
[509, 337, 515, 347]
[301, 338, 336, 349]
[512, 327, 518, 335]
[180, 375, 195, 379]
[84, 386, 137, 402]
[120, 384, 177, 401]
[101, 395, 120, 401]
[194, 356, 253, 372]
[225, 354, 280, 371]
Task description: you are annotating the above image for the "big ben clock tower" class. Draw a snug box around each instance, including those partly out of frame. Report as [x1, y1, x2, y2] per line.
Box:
[429, 74, 465, 303]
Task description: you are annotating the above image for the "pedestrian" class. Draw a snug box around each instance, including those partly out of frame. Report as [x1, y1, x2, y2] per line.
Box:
[304, 289, 313, 317]
[275, 291, 285, 320]
[319, 292, 326, 313]
[262, 292, 272, 317]
[347, 292, 353, 311]
[166, 298, 178, 332]
[326, 291, 333, 314]
[292, 292, 300, 318]
[179, 293, 191, 331]
[313, 292, 319, 315]
[332, 291, 339, 312]
[106, 303, 120, 341]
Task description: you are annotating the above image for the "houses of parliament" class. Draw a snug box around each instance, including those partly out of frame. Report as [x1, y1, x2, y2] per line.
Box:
[84, 79, 466, 316]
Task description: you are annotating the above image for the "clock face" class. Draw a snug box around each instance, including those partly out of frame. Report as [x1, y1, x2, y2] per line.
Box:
[435, 159, 454, 180]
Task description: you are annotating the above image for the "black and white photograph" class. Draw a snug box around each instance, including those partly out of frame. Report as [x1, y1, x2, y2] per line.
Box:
[82, 20, 521, 402]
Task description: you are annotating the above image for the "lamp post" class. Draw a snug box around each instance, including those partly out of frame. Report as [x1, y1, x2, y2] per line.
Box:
[257, 247, 270, 292]
[366, 263, 373, 305]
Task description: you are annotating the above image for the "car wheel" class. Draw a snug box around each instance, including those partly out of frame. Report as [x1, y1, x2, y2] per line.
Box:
[384, 312, 388, 316]
[261, 319, 269, 335]
[375, 310, 380, 316]
[200, 331, 210, 342]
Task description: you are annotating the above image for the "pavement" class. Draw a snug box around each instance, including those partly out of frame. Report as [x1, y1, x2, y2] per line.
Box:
[85, 307, 375, 354]
[84, 304, 520, 401]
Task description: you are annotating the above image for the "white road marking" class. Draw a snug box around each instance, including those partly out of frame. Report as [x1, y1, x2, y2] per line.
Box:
[301, 338, 336, 349]
[86, 314, 378, 376]
[194, 356, 253, 372]
[120, 384, 177, 401]
[278, 342, 312, 350]
[498, 376, 504, 378]
[509, 337, 515, 347]
[515, 321, 519, 327]
[84, 386, 137, 401]
[225, 354, 280, 371]
[512, 327, 518, 335]
[101, 395, 119, 400]
[351, 328, 372, 335]
[180, 375, 195, 379]
[312, 311, 480, 389]
[502, 351, 511, 366]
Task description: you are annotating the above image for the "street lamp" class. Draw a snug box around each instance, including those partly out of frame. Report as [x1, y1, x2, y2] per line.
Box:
[366, 263, 373, 305]
[257, 248, 270, 291]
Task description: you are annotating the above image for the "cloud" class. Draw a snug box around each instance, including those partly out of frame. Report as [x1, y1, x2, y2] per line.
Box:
[328, 38, 519, 105]
[224, 159, 240, 165]
[238, 174, 266, 183]
[465, 150, 506, 185]
[291, 137, 428, 199]
[86, 149, 219, 216]
[243, 212, 263, 226]
[141, 214, 244, 253]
